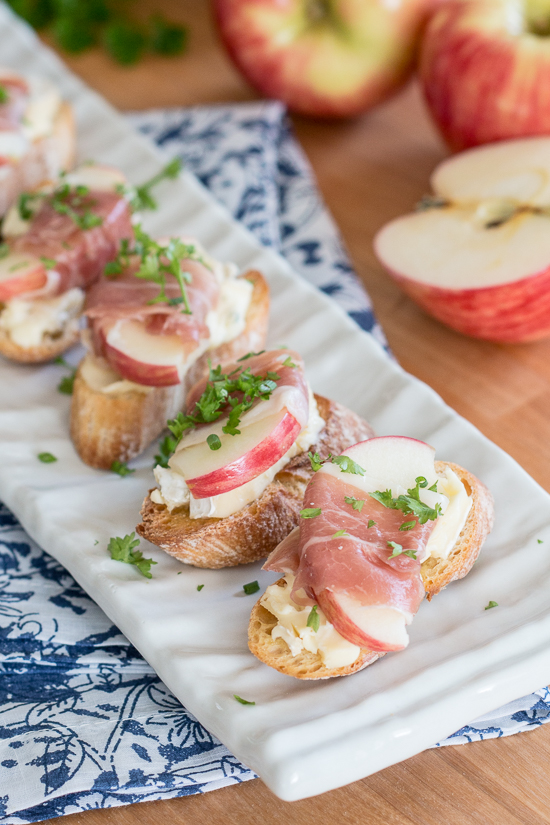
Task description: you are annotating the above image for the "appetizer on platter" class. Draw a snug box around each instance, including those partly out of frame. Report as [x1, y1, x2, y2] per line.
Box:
[0, 69, 75, 217]
[0, 164, 133, 362]
[71, 232, 269, 469]
[137, 349, 375, 567]
[249, 435, 494, 679]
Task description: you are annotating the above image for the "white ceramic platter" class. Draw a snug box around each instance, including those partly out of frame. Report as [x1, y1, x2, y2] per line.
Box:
[2, 6, 550, 803]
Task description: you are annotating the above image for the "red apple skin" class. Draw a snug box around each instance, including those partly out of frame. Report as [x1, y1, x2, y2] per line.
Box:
[0, 263, 47, 302]
[187, 411, 302, 498]
[385, 262, 550, 343]
[214, 0, 438, 118]
[101, 330, 182, 387]
[316, 589, 406, 652]
[420, 0, 550, 151]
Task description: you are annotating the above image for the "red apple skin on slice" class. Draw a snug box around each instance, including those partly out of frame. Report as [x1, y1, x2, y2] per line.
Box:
[0, 256, 47, 302]
[101, 320, 185, 387]
[316, 589, 409, 652]
[185, 410, 302, 499]
[387, 264, 550, 344]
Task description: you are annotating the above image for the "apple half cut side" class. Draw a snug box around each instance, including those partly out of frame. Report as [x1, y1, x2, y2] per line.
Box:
[316, 589, 410, 652]
[170, 408, 302, 499]
[0, 253, 48, 301]
[102, 318, 191, 387]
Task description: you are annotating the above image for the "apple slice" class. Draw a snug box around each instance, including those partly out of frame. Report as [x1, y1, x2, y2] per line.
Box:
[0, 253, 47, 301]
[102, 318, 189, 387]
[317, 589, 410, 652]
[170, 408, 301, 499]
[319, 435, 438, 497]
[65, 164, 127, 192]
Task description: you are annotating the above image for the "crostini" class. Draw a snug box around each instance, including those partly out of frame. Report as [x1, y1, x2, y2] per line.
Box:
[0, 164, 133, 363]
[137, 349, 375, 567]
[0, 69, 75, 216]
[70, 233, 270, 469]
[248, 435, 495, 679]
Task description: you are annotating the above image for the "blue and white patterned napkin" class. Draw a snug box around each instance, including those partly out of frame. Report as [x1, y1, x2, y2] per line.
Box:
[1, 101, 549, 824]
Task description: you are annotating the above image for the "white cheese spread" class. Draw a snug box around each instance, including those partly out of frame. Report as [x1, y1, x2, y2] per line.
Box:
[261, 574, 361, 669]
[22, 77, 62, 141]
[151, 389, 325, 518]
[0, 287, 84, 347]
[421, 466, 472, 561]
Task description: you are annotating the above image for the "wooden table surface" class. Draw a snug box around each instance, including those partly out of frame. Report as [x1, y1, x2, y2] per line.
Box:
[39, 1, 550, 823]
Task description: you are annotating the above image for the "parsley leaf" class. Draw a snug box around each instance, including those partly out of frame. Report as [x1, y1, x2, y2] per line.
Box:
[197, 584, 204, 591]
[538, 539, 544, 544]
[53, 355, 77, 395]
[150, 14, 188, 56]
[237, 350, 266, 361]
[111, 460, 135, 477]
[0, 84, 8, 104]
[282, 356, 296, 368]
[18, 191, 39, 221]
[332, 529, 349, 538]
[154, 434, 178, 468]
[367, 519, 376, 529]
[387, 541, 417, 560]
[307, 452, 365, 476]
[485, 601, 498, 610]
[127, 158, 182, 212]
[344, 495, 365, 512]
[300, 508, 322, 519]
[38, 452, 57, 463]
[243, 580, 260, 595]
[40, 256, 57, 269]
[399, 520, 417, 531]
[234, 695, 255, 705]
[306, 605, 320, 632]
[370, 476, 442, 525]
[108, 532, 156, 579]
[0, 243, 9, 259]
[308, 451, 323, 471]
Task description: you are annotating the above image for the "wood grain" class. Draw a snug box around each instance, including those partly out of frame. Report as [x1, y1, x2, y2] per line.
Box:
[37, 0, 550, 822]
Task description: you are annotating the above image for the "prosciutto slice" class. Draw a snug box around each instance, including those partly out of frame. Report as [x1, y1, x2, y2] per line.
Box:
[265, 470, 434, 618]
[184, 348, 310, 430]
[12, 190, 133, 296]
[85, 257, 220, 359]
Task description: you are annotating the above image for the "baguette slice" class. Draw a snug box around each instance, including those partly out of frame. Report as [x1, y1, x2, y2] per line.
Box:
[0, 101, 76, 217]
[137, 395, 375, 568]
[70, 270, 270, 470]
[0, 314, 80, 364]
[248, 460, 494, 679]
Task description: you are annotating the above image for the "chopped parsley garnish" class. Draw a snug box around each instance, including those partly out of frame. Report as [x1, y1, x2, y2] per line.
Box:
[154, 434, 178, 469]
[282, 356, 296, 368]
[237, 350, 265, 361]
[18, 192, 38, 221]
[485, 601, 498, 610]
[387, 541, 417, 560]
[0, 84, 8, 104]
[428, 481, 438, 492]
[40, 256, 57, 269]
[538, 539, 544, 544]
[306, 605, 320, 632]
[197, 584, 204, 591]
[344, 495, 365, 512]
[121, 158, 182, 212]
[111, 460, 135, 477]
[0, 243, 9, 259]
[166, 361, 280, 450]
[105, 225, 206, 314]
[243, 580, 260, 595]
[94, 540, 99, 545]
[18, 182, 103, 230]
[108, 532, 156, 579]
[38, 452, 57, 463]
[307, 451, 365, 475]
[53, 355, 77, 395]
[332, 529, 349, 539]
[399, 520, 417, 532]
[367, 519, 376, 529]
[206, 434, 222, 451]
[300, 508, 322, 519]
[9, 260, 29, 272]
[234, 695, 255, 705]
[370, 476, 442, 525]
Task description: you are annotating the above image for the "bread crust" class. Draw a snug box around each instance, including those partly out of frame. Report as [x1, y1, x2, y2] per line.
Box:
[71, 270, 270, 469]
[0, 317, 80, 364]
[136, 396, 375, 568]
[248, 460, 495, 679]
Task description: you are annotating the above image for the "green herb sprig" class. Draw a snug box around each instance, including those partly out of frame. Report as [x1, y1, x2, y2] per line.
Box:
[387, 541, 417, 561]
[38, 452, 57, 463]
[111, 460, 134, 477]
[308, 451, 365, 476]
[53, 356, 77, 395]
[108, 532, 156, 579]
[18, 183, 103, 231]
[119, 158, 183, 212]
[306, 605, 320, 632]
[370, 476, 442, 525]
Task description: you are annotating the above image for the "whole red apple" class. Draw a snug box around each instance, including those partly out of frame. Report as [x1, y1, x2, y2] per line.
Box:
[420, 0, 550, 151]
[213, 0, 437, 118]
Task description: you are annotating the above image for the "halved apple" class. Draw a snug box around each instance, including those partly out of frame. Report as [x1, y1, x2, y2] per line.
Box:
[374, 137, 550, 343]
[102, 318, 190, 387]
[0, 253, 47, 301]
[316, 589, 410, 651]
[170, 407, 301, 499]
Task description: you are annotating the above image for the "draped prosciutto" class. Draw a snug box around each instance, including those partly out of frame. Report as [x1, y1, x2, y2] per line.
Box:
[11, 189, 133, 297]
[265, 459, 439, 650]
[85, 258, 221, 368]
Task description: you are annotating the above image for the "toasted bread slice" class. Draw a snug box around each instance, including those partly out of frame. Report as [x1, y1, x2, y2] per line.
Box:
[71, 270, 270, 469]
[0, 316, 80, 364]
[248, 460, 494, 679]
[137, 396, 375, 568]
